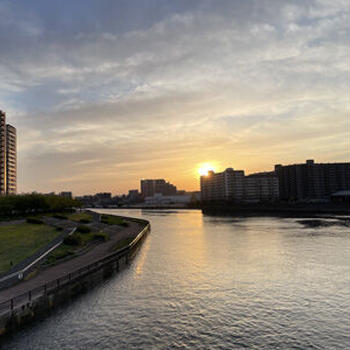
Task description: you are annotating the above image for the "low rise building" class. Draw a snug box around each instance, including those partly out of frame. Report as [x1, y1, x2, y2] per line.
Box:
[144, 193, 192, 207]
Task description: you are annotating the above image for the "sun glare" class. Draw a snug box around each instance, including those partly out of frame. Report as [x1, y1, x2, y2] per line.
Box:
[198, 163, 215, 176]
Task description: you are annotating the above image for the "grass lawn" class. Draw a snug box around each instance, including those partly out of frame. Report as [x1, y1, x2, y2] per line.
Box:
[101, 214, 127, 226]
[0, 223, 60, 274]
[45, 230, 109, 265]
[44, 244, 75, 265]
[67, 212, 93, 223]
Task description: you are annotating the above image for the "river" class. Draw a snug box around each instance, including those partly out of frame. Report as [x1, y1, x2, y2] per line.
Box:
[2, 209, 350, 349]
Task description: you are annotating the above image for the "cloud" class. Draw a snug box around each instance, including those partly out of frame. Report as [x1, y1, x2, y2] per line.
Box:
[0, 0, 348, 194]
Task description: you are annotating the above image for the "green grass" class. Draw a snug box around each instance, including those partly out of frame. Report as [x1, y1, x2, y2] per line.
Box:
[45, 231, 109, 265]
[67, 212, 93, 223]
[0, 223, 60, 274]
[45, 244, 75, 265]
[101, 214, 127, 226]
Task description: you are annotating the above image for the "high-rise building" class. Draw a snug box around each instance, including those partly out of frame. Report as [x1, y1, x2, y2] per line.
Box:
[140, 179, 177, 197]
[0, 111, 6, 195]
[275, 159, 350, 201]
[244, 172, 279, 202]
[200, 168, 279, 202]
[200, 168, 245, 202]
[6, 124, 17, 194]
[0, 110, 17, 195]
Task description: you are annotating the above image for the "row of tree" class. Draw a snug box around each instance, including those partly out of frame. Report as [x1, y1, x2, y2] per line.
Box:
[0, 194, 81, 217]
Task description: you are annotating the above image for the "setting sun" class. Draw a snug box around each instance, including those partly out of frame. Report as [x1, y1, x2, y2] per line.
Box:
[198, 163, 216, 176]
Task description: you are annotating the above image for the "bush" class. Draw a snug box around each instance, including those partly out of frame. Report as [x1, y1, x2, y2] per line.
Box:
[101, 214, 126, 226]
[63, 233, 82, 246]
[100, 215, 108, 224]
[53, 214, 68, 220]
[76, 225, 91, 234]
[56, 226, 63, 231]
[93, 232, 109, 242]
[79, 218, 91, 224]
[26, 217, 43, 224]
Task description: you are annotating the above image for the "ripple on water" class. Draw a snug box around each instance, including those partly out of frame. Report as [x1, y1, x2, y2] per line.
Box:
[2, 210, 350, 350]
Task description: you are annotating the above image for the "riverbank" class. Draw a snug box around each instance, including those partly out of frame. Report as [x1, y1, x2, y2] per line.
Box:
[202, 202, 350, 217]
[0, 213, 150, 338]
[0, 211, 130, 289]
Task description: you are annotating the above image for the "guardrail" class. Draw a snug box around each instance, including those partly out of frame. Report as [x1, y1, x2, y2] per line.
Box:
[0, 222, 150, 317]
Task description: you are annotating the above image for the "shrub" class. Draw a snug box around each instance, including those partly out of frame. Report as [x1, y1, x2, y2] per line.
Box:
[79, 218, 91, 224]
[26, 217, 43, 224]
[93, 232, 109, 242]
[56, 226, 63, 231]
[101, 215, 109, 223]
[101, 214, 126, 226]
[63, 233, 82, 246]
[53, 214, 68, 220]
[76, 225, 91, 234]
[120, 221, 129, 227]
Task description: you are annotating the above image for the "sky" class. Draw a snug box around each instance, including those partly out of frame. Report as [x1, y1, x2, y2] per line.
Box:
[0, 0, 349, 195]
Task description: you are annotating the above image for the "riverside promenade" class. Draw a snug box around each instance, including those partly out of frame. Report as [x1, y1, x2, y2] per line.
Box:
[0, 219, 145, 304]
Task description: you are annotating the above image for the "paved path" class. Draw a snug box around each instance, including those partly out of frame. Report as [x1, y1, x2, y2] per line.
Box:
[0, 221, 144, 303]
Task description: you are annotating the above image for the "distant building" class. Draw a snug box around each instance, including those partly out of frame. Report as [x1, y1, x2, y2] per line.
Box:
[75, 192, 113, 207]
[75, 195, 95, 207]
[94, 192, 112, 206]
[59, 191, 73, 199]
[275, 159, 350, 201]
[140, 179, 177, 197]
[144, 193, 192, 206]
[189, 191, 201, 202]
[95, 192, 112, 200]
[0, 110, 17, 195]
[200, 168, 245, 202]
[127, 189, 142, 204]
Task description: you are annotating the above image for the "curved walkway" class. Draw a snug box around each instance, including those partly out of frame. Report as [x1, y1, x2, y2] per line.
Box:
[0, 220, 144, 303]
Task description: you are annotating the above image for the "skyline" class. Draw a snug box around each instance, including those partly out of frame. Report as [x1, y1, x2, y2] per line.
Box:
[0, 0, 349, 195]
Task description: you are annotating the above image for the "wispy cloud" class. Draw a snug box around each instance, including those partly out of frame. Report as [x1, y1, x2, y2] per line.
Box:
[0, 0, 348, 194]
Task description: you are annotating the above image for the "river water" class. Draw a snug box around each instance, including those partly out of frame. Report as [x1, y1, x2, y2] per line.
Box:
[2, 209, 350, 350]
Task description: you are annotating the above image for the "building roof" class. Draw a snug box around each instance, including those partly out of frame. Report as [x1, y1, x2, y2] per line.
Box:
[331, 190, 350, 197]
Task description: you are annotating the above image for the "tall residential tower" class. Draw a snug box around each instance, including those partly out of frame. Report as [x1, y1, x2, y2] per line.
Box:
[0, 110, 17, 195]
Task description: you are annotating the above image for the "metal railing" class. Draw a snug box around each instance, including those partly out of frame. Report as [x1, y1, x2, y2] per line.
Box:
[0, 222, 150, 317]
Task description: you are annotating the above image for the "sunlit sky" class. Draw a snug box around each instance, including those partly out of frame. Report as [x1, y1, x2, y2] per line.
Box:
[0, 0, 349, 195]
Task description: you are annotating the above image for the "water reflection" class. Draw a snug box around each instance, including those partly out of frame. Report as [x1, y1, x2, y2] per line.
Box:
[3, 209, 350, 350]
[134, 233, 151, 277]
